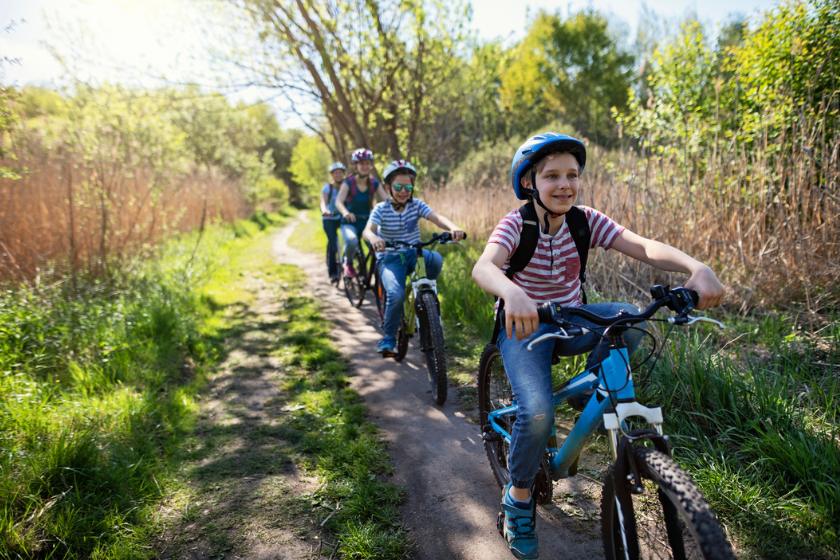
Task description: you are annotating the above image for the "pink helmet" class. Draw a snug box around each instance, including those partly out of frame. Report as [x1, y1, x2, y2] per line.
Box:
[351, 148, 374, 162]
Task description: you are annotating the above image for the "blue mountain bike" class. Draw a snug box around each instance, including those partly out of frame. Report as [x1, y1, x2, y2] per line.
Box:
[478, 286, 735, 560]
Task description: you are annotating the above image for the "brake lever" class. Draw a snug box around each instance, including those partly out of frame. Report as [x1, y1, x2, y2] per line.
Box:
[668, 315, 725, 328]
[526, 327, 589, 351]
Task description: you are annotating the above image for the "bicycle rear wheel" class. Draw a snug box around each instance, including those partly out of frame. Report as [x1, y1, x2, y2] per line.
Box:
[601, 446, 735, 560]
[417, 290, 447, 405]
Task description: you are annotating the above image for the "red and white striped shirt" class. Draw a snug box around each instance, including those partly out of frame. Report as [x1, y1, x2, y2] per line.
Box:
[487, 206, 624, 306]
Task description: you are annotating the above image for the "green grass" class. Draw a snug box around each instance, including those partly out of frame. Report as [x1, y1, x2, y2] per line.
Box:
[288, 209, 330, 255]
[0, 211, 290, 559]
[162, 225, 411, 558]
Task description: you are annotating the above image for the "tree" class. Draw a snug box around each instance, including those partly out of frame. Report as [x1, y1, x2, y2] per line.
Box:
[226, 0, 469, 161]
[541, 9, 634, 145]
[497, 9, 634, 146]
[289, 134, 331, 206]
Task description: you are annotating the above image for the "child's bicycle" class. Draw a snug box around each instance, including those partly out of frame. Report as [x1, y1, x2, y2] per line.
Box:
[377, 232, 465, 405]
[478, 285, 735, 560]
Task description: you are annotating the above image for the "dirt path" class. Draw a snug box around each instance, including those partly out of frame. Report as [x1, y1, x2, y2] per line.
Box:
[275, 212, 604, 559]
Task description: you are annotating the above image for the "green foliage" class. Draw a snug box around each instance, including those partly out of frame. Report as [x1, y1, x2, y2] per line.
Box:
[617, 0, 840, 164]
[0, 270, 203, 557]
[232, 0, 469, 164]
[635, 324, 840, 558]
[290, 135, 331, 207]
[498, 9, 634, 145]
[0, 83, 20, 179]
[262, 128, 305, 205]
[0, 212, 288, 557]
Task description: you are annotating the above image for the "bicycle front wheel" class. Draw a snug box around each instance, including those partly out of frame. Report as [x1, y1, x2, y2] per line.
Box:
[342, 251, 365, 308]
[417, 290, 447, 405]
[601, 446, 735, 560]
[394, 316, 409, 362]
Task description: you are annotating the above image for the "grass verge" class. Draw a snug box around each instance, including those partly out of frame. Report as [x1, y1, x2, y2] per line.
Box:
[158, 210, 411, 559]
[0, 211, 288, 558]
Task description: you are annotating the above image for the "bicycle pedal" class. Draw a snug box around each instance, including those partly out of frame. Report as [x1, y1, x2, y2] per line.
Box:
[496, 511, 505, 537]
[482, 431, 502, 443]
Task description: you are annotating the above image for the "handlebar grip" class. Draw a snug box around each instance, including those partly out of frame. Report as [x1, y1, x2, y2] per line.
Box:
[498, 303, 555, 328]
[537, 303, 553, 323]
[686, 289, 700, 307]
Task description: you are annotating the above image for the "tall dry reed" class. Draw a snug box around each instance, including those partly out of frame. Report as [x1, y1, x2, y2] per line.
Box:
[425, 123, 840, 313]
[0, 135, 249, 283]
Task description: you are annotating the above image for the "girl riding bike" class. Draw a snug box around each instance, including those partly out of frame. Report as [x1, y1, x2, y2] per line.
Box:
[471, 133, 725, 560]
[335, 148, 387, 278]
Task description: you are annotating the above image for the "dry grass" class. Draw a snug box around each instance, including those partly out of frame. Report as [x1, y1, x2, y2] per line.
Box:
[425, 127, 840, 313]
[0, 135, 249, 283]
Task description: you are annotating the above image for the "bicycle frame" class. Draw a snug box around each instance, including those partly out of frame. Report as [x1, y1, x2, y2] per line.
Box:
[402, 247, 438, 338]
[486, 336, 666, 481]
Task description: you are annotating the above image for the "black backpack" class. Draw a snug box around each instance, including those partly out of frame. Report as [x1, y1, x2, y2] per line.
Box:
[490, 201, 591, 343]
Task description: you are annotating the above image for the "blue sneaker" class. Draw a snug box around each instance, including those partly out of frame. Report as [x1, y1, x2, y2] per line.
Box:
[377, 337, 397, 356]
[497, 484, 538, 559]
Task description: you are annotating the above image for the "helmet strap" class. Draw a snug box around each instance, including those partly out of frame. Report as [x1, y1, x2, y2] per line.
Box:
[528, 168, 563, 234]
[388, 187, 411, 211]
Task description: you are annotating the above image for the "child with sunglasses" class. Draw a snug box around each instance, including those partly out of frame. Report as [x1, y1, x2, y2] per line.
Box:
[364, 160, 466, 355]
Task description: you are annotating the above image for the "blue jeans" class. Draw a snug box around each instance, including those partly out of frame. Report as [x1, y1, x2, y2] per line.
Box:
[322, 218, 340, 279]
[378, 250, 443, 338]
[496, 302, 644, 490]
[340, 220, 367, 263]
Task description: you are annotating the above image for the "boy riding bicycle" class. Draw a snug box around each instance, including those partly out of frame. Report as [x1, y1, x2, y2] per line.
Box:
[471, 133, 725, 560]
[363, 160, 466, 356]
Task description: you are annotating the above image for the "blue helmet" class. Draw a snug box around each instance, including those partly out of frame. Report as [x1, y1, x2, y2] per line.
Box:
[510, 133, 587, 200]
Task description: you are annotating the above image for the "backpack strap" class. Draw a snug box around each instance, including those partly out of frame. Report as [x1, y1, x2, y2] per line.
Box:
[345, 176, 358, 205]
[369, 178, 381, 209]
[564, 206, 591, 304]
[490, 203, 592, 343]
[506, 201, 540, 279]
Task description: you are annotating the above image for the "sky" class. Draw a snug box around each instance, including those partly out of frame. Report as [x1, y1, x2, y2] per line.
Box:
[1, 0, 780, 127]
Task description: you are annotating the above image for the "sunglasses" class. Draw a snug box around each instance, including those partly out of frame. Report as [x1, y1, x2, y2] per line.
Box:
[391, 183, 414, 192]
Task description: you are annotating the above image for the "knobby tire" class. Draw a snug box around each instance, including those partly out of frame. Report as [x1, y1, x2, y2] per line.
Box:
[394, 317, 409, 362]
[601, 446, 735, 560]
[418, 290, 447, 405]
[343, 251, 366, 308]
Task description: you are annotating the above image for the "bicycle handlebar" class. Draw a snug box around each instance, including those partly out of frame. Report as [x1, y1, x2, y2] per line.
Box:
[382, 231, 467, 250]
[501, 285, 701, 331]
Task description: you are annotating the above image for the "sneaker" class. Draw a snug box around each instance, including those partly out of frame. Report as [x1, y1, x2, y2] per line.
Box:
[377, 337, 397, 356]
[498, 484, 539, 559]
[343, 261, 356, 277]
